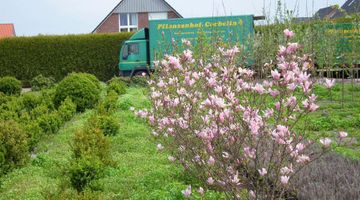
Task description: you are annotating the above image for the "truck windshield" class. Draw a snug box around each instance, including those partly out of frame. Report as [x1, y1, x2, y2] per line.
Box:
[122, 43, 139, 60]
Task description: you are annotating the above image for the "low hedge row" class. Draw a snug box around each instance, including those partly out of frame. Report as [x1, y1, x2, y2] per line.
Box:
[0, 33, 132, 84]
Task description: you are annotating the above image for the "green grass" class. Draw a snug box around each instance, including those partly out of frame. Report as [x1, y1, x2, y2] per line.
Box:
[301, 83, 360, 159]
[0, 87, 223, 199]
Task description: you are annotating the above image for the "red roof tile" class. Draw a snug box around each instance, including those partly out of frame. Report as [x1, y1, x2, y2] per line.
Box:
[0, 24, 16, 39]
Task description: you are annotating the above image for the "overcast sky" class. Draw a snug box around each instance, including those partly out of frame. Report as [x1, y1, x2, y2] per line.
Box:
[0, 0, 345, 36]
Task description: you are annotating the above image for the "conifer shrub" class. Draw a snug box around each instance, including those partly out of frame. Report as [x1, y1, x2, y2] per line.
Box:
[58, 97, 77, 122]
[97, 115, 120, 136]
[30, 74, 55, 91]
[102, 90, 119, 114]
[54, 73, 101, 112]
[107, 77, 127, 95]
[37, 111, 63, 134]
[69, 157, 104, 192]
[0, 76, 22, 96]
[0, 120, 29, 175]
[21, 92, 41, 111]
[69, 118, 111, 192]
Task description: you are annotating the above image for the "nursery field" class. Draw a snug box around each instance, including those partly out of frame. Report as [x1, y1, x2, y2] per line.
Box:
[0, 84, 223, 199]
[0, 82, 359, 199]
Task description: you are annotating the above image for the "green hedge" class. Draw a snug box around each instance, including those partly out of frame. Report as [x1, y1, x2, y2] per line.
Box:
[0, 33, 132, 84]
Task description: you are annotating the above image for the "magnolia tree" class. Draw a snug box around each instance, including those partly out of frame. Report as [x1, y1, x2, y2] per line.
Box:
[136, 30, 347, 199]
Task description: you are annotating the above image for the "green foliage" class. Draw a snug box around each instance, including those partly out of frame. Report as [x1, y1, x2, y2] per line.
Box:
[70, 118, 111, 192]
[69, 157, 104, 192]
[100, 90, 118, 114]
[0, 120, 29, 175]
[97, 115, 120, 136]
[54, 73, 101, 112]
[107, 77, 127, 95]
[21, 92, 41, 111]
[130, 76, 148, 87]
[30, 74, 55, 91]
[58, 97, 77, 122]
[72, 121, 111, 164]
[0, 33, 132, 84]
[0, 76, 22, 96]
[37, 111, 63, 134]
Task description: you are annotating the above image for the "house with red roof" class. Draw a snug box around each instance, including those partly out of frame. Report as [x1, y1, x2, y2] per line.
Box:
[92, 0, 182, 33]
[0, 24, 16, 39]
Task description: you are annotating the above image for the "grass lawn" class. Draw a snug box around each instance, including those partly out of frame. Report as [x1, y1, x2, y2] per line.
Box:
[0, 87, 223, 200]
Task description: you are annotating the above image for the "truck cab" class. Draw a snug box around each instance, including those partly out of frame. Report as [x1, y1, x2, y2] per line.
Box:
[119, 28, 150, 76]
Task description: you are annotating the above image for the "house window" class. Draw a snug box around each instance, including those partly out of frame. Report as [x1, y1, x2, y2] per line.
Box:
[148, 12, 168, 20]
[119, 13, 138, 32]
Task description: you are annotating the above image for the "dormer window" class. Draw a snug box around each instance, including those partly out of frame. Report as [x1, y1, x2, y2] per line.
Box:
[119, 13, 138, 32]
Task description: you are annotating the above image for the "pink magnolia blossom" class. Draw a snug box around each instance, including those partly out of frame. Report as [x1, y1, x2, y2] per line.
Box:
[168, 156, 176, 162]
[286, 43, 299, 54]
[182, 185, 192, 198]
[157, 143, 164, 151]
[296, 154, 310, 163]
[280, 176, 290, 185]
[320, 138, 332, 147]
[284, 29, 295, 38]
[258, 168, 267, 176]
[168, 56, 181, 69]
[244, 147, 256, 159]
[324, 78, 336, 89]
[271, 70, 281, 80]
[207, 177, 214, 185]
[183, 49, 193, 62]
[253, 83, 265, 94]
[197, 187, 204, 195]
[339, 131, 348, 139]
[208, 156, 215, 166]
[280, 165, 293, 175]
[181, 38, 191, 46]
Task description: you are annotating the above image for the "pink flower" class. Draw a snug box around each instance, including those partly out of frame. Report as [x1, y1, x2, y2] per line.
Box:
[244, 147, 256, 159]
[183, 49, 193, 62]
[182, 185, 192, 198]
[271, 70, 281, 80]
[280, 176, 290, 185]
[208, 156, 215, 166]
[324, 78, 335, 89]
[280, 165, 293, 175]
[286, 96, 297, 107]
[258, 168, 267, 176]
[207, 177, 214, 185]
[275, 102, 281, 110]
[182, 39, 191, 46]
[295, 143, 305, 152]
[320, 138, 332, 147]
[157, 144, 164, 151]
[249, 190, 256, 199]
[269, 89, 280, 97]
[339, 131, 348, 139]
[168, 156, 176, 162]
[284, 29, 295, 38]
[296, 154, 310, 163]
[286, 43, 299, 54]
[278, 45, 287, 55]
[197, 187, 204, 195]
[168, 56, 181, 69]
[253, 83, 265, 94]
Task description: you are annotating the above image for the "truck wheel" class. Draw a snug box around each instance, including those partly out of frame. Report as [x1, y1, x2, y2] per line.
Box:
[133, 70, 149, 77]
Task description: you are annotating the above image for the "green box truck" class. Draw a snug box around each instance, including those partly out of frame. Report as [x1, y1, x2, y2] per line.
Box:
[118, 15, 255, 76]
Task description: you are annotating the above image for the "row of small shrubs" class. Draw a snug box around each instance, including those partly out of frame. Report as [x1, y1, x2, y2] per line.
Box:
[0, 33, 132, 84]
[0, 72, 103, 175]
[68, 77, 127, 192]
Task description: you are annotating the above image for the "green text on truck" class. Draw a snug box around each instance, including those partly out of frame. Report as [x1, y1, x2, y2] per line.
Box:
[118, 15, 255, 76]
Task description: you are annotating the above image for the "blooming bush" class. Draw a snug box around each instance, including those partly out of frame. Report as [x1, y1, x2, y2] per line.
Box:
[137, 30, 347, 199]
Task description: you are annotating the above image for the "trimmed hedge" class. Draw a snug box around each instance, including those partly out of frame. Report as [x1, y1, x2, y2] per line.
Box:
[0, 33, 132, 84]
